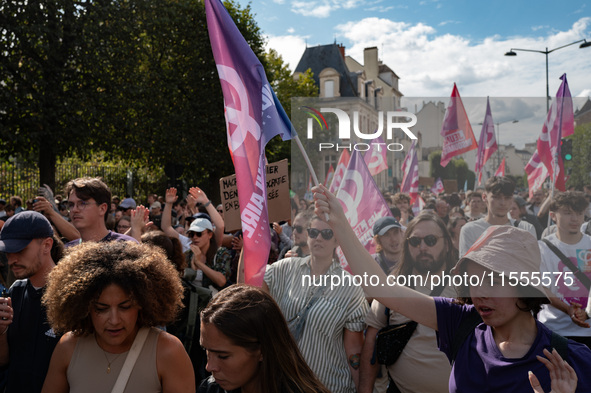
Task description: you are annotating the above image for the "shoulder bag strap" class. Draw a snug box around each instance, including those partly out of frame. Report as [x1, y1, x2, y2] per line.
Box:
[111, 327, 151, 393]
[550, 331, 569, 361]
[542, 238, 591, 291]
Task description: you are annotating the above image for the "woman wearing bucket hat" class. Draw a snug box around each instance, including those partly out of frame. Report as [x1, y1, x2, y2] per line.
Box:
[312, 185, 591, 393]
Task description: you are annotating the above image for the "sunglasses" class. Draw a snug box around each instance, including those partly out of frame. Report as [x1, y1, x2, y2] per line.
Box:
[187, 231, 204, 238]
[293, 225, 304, 234]
[408, 235, 441, 248]
[307, 228, 334, 240]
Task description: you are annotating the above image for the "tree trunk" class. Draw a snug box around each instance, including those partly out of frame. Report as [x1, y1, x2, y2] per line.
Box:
[38, 137, 56, 192]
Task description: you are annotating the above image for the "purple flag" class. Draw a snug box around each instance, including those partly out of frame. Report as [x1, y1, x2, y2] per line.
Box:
[474, 97, 498, 185]
[205, 0, 293, 286]
[336, 150, 392, 271]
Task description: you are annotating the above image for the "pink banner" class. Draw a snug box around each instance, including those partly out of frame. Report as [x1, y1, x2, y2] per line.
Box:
[536, 74, 573, 192]
[336, 150, 392, 270]
[324, 164, 335, 187]
[494, 157, 506, 177]
[440, 83, 478, 167]
[431, 177, 445, 195]
[364, 135, 389, 176]
[525, 151, 548, 199]
[401, 140, 419, 204]
[475, 97, 498, 185]
[329, 149, 351, 193]
[206, 0, 293, 286]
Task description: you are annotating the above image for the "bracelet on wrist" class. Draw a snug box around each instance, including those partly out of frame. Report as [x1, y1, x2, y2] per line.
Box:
[203, 200, 211, 208]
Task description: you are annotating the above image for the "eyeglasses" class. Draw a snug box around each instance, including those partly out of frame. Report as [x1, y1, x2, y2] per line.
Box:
[117, 225, 131, 230]
[307, 228, 334, 240]
[67, 200, 99, 211]
[187, 231, 204, 238]
[293, 225, 304, 234]
[216, 209, 224, 214]
[408, 235, 441, 248]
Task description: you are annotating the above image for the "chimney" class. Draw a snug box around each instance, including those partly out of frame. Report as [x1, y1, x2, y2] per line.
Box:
[338, 44, 345, 60]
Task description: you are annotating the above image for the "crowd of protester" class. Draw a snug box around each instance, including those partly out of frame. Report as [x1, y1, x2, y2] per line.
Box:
[0, 176, 590, 392]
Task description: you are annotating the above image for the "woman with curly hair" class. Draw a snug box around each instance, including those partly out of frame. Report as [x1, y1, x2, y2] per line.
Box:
[41, 241, 194, 393]
[199, 284, 331, 393]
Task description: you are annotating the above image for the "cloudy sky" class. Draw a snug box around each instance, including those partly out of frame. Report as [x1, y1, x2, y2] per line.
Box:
[236, 0, 591, 148]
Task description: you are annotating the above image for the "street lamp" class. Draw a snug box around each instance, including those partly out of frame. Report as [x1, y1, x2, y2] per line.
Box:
[505, 39, 591, 112]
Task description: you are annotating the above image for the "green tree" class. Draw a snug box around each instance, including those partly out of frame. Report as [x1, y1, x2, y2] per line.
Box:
[429, 150, 476, 191]
[567, 123, 591, 189]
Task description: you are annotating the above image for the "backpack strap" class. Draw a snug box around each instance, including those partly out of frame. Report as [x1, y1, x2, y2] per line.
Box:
[542, 238, 591, 291]
[513, 219, 521, 228]
[550, 331, 569, 361]
[450, 310, 482, 364]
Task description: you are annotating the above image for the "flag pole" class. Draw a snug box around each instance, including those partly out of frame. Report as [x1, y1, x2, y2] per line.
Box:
[293, 134, 329, 220]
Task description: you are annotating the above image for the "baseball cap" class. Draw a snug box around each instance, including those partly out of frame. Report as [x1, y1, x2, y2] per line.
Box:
[513, 195, 527, 207]
[188, 218, 213, 233]
[373, 216, 402, 236]
[119, 198, 137, 210]
[451, 226, 551, 301]
[0, 211, 54, 253]
[150, 202, 162, 210]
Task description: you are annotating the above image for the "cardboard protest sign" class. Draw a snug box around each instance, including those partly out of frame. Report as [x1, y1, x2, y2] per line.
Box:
[219, 159, 290, 232]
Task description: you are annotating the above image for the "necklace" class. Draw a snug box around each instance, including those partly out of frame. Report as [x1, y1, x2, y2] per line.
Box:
[102, 350, 123, 374]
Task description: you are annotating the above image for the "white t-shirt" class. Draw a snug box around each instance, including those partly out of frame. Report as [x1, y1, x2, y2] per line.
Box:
[538, 233, 591, 337]
[458, 217, 536, 257]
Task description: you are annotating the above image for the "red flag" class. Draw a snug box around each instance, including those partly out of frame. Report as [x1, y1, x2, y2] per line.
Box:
[324, 165, 335, 187]
[430, 177, 445, 195]
[401, 141, 419, 204]
[494, 158, 506, 177]
[336, 150, 392, 270]
[525, 151, 548, 199]
[364, 135, 389, 176]
[475, 97, 498, 185]
[329, 150, 351, 193]
[536, 74, 573, 191]
[412, 196, 425, 216]
[440, 83, 478, 167]
[205, 0, 294, 286]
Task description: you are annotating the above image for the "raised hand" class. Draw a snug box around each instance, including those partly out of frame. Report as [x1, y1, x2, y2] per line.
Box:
[529, 349, 577, 393]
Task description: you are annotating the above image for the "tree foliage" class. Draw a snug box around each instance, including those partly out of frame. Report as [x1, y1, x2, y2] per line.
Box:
[428, 151, 476, 191]
[1, 0, 298, 199]
[567, 123, 591, 189]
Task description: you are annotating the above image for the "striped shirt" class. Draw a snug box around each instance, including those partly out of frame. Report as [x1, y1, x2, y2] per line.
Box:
[265, 257, 369, 393]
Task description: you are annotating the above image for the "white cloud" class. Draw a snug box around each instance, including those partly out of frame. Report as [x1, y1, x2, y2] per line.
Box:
[577, 88, 591, 98]
[290, 0, 367, 18]
[265, 34, 309, 70]
[287, 27, 295, 33]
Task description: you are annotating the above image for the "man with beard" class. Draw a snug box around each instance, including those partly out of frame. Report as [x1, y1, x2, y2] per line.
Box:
[459, 176, 535, 257]
[281, 211, 313, 258]
[360, 211, 456, 393]
[0, 211, 63, 392]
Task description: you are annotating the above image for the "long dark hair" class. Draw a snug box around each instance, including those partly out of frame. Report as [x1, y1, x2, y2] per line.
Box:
[201, 285, 331, 393]
[394, 211, 456, 277]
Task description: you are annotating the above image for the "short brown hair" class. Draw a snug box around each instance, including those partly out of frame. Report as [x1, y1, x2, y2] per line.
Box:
[485, 176, 515, 196]
[43, 241, 184, 335]
[65, 177, 112, 222]
[549, 191, 588, 214]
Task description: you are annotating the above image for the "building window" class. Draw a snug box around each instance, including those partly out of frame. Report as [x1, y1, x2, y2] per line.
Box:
[325, 80, 334, 98]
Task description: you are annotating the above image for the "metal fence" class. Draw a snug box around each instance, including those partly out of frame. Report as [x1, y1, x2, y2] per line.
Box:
[0, 159, 167, 204]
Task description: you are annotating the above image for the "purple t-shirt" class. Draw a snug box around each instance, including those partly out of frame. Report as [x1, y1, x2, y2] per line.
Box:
[434, 297, 591, 393]
[65, 231, 138, 247]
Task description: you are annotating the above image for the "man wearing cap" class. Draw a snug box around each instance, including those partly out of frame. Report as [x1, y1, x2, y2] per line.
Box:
[459, 176, 536, 257]
[360, 212, 456, 393]
[538, 191, 591, 349]
[371, 216, 403, 274]
[118, 197, 137, 217]
[510, 195, 544, 239]
[64, 177, 137, 246]
[0, 211, 62, 393]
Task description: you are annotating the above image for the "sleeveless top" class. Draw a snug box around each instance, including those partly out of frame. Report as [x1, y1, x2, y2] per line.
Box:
[67, 327, 162, 393]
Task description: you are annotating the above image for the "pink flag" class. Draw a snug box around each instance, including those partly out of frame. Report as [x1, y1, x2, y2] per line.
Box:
[336, 150, 392, 270]
[440, 83, 478, 167]
[536, 74, 573, 191]
[206, 0, 293, 286]
[431, 177, 445, 195]
[475, 97, 498, 185]
[401, 141, 419, 204]
[329, 150, 351, 193]
[525, 151, 548, 199]
[324, 165, 335, 187]
[494, 157, 506, 177]
[364, 135, 389, 176]
[412, 196, 425, 216]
